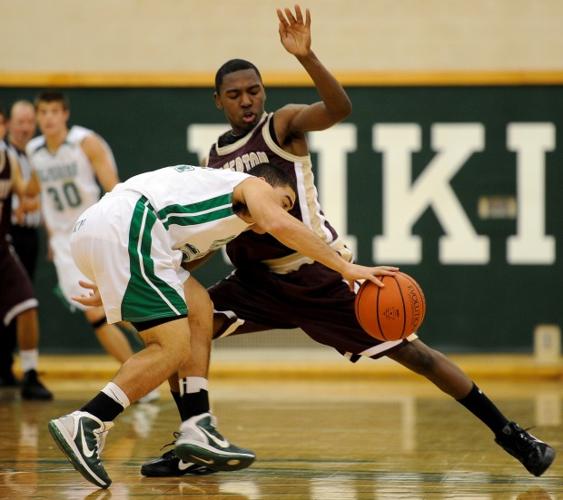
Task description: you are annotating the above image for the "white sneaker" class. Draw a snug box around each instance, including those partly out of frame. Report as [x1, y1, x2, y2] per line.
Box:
[174, 413, 255, 471]
[48, 411, 114, 488]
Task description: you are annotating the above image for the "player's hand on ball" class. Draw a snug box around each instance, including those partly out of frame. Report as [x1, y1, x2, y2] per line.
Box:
[341, 264, 399, 287]
[72, 280, 103, 307]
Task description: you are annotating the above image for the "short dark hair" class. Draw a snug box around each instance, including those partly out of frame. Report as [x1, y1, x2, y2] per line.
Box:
[0, 103, 5, 120]
[248, 163, 295, 192]
[215, 59, 262, 92]
[34, 90, 70, 110]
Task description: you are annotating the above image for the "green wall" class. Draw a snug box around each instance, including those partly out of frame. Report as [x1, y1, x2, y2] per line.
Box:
[1, 86, 561, 353]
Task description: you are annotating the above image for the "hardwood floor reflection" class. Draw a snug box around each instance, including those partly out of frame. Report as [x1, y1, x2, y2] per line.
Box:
[0, 379, 561, 499]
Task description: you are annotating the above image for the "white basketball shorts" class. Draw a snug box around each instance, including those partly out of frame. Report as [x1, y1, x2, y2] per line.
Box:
[70, 190, 189, 324]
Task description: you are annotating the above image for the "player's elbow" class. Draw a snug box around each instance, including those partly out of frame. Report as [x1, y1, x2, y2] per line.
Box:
[330, 97, 352, 122]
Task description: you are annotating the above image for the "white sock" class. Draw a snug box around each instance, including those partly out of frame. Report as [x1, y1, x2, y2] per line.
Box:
[179, 376, 208, 396]
[20, 349, 38, 372]
[101, 382, 130, 409]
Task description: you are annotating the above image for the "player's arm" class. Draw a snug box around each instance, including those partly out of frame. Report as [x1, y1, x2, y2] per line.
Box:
[274, 5, 352, 140]
[241, 178, 397, 285]
[26, 169, 41, 197]
[10, 155, 41, 221]
[81, 134, 119, 192]
[10, 153, 27, 196]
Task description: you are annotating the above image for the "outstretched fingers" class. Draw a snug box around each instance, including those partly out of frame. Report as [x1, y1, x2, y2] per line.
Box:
[365, 274, 385, 287]
[359, 266, 400, 287]
[276, 8, 289, 29]
[71, 280, 103, 307]
[376, 266, 400, 276]
[78, 280, 98, 291]
[294, 4, 303, 24]
[284, 7, 298, 24]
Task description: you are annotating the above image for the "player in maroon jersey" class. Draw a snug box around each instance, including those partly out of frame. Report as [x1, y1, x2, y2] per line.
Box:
[139, 5, 554, 477]
[0, 105, 52, 400]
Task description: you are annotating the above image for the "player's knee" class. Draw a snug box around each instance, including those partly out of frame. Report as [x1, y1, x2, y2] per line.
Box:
[390, 341, 437, 375]
[167, 339, 189, 369]
[158, 328, 190, 362]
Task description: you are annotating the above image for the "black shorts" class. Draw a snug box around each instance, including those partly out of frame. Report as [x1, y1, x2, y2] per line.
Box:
[208, 262, 414, 361]
[0, 246, 38, 326]
[8, 225, 39, 279]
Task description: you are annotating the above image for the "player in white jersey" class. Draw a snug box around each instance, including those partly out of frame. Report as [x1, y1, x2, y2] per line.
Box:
[26, 91, 150, 386]
[48, 162, 397, 488]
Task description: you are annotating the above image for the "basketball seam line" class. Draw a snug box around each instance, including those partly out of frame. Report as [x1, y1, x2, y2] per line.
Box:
[396, 275, 407, 338]
[401, 273, 426, 331]
[375, 279, 387, 341]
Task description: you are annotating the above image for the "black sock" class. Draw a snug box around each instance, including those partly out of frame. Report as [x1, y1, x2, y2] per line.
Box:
[457, 383, 509, 435]
[81, 392, 124, 422]
[171, 391, 190, 421]
[181, 389, 210, 420]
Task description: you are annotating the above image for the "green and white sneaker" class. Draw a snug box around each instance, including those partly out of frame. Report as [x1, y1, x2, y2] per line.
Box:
[174, 413, 256, 471]
[48, 411, 113, 488]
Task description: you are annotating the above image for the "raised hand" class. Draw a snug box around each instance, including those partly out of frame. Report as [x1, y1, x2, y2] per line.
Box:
[276, 5, 311, 57]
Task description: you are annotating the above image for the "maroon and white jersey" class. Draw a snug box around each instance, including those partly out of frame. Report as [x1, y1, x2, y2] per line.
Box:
[207, 112, 351, 273]
[0, 142, 14, 252]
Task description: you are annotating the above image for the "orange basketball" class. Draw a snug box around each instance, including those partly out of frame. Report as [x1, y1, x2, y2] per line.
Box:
[354, 272, 426, 341]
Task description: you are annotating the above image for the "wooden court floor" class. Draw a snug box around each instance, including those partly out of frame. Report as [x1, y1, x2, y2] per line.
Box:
[0, 378, 561, 499]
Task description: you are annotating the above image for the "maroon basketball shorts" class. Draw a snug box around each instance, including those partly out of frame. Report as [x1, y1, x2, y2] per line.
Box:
[208, 262, 415, 362]
[0, 246, 38, 326]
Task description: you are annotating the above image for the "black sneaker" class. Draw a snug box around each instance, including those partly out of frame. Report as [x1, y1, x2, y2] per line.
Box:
[21, 369, 53, 400]
[495, 422, 556, 476]
[141, 449, 216, 477]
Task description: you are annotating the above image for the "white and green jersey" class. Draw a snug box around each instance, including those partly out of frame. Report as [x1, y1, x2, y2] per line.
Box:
[114, 164, 252, 262]
[27, 125, 115, 235]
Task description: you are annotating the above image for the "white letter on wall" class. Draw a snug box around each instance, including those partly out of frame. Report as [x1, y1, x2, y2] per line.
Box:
[507, 123, 555, 264]
[373, 123, 489, 264]
[187, 124, 230, 164]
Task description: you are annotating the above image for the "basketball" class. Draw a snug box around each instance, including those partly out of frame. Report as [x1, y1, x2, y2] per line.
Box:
[354, 272, 426, 341]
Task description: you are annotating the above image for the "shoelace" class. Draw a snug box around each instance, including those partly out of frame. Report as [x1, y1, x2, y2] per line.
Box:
[160, 431, 181, 451]
[511, 425, 540, 452]
[94, 422, 114, 460]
